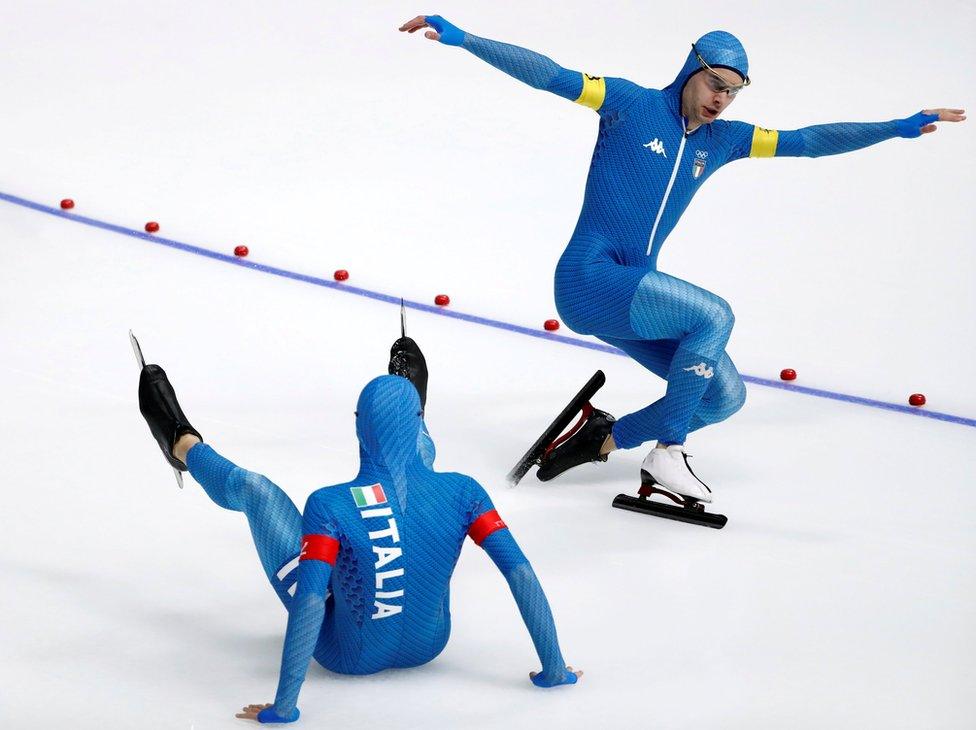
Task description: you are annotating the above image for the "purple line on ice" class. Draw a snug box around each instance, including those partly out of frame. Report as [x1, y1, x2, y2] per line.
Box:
[3, 189, 974, 429]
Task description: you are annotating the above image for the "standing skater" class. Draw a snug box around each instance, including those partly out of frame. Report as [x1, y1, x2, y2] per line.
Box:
[135, 342, 580, 725]
[400, 14, 965, 510]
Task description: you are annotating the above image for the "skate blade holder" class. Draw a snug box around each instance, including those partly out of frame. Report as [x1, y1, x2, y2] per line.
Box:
[538, 402, 594, 465]
[638, 483, 705, 511]
[506, 371, 606, 487]
[611, 476, 728, 529]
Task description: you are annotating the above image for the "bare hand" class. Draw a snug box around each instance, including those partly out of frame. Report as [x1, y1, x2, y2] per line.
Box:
[398, 15, 440, 42]
[920, 108, 966, 134]
[236, 703, 272, 721]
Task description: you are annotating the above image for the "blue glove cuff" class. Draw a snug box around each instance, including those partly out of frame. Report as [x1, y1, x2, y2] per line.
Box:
[424, 15, 465, 46]
[257, 706, 301, 724]
[531, 668, 579, 687]
[896, 110, 939, 138]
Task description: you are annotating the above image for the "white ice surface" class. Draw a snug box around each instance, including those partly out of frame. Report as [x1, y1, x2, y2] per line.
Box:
[1, 2, 974, 729]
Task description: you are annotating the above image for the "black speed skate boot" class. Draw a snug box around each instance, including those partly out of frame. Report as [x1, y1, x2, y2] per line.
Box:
[536, 405, 615, 482]
[388, 336, 428, 410]
[138, 364, 203, 471]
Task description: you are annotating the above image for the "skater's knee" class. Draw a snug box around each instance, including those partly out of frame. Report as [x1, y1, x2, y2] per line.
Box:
[726, 377, 747, 417]
[241, 470, 281, 509]
[705, 296, 735, 338]
[681, 296, 734, 349]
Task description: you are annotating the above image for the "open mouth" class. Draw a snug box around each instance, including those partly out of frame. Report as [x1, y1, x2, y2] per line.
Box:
[702, 106, 720, 118]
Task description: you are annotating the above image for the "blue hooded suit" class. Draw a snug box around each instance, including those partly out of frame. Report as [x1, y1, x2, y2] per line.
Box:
[185, 375, 574, 723]
[427, 17, 932, 448]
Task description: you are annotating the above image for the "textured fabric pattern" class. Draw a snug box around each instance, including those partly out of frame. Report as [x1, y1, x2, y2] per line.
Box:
[187, 376, 572, 718]
[462, 34, 582, 100]
[272, 558, 332, 716]
[763, 120, 900, 158]
[601, 336, 746, 437]
[456, 29, 909, 448]
[481, 530, 567, 678]
[556, 254, 742, 446]
[417, 421, 436, 469]
[186, 444, 302, 606]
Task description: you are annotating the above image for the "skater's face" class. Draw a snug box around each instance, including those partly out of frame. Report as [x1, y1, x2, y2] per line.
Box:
[682, 67, 743, 128]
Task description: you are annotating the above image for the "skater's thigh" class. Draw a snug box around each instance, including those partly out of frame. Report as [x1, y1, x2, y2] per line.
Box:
[599, 336, 678, 380]
[555, 241, 647, 338]
[628, 270, 734, 342]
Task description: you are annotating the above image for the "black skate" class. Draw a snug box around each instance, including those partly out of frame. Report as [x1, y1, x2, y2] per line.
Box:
[388, 300, 428, 409]
[131, 331, 202, 488]
[507, 371, 610, 486]
[612, 469, 728, 529]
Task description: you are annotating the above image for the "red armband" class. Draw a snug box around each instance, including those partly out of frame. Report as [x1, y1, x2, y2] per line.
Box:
[299, 534, 339, 565]
[468, 509, 507, 546]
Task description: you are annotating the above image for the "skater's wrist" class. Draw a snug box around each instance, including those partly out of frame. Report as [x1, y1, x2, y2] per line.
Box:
[257, 705, 300, 723]
[531, 665, 580, 687]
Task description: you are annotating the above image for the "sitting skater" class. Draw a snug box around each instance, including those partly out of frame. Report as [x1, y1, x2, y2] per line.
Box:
[136, 338, 580, 724]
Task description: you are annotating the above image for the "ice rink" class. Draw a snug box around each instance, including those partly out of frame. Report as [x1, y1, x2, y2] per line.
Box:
[2, 2, 974, 728]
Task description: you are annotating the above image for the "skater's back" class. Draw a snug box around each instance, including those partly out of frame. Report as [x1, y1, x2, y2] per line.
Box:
[310, 376, 496, 673]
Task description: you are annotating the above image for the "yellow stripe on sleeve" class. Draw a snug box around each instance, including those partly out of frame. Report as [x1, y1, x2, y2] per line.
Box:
[575, 73, 606, 111]
[750, 126, 779, 157]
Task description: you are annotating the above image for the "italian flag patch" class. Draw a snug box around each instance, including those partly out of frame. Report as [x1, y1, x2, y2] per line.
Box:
[350, 483, 387, 508]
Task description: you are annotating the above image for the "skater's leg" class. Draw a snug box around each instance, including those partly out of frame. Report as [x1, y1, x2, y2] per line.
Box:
[601, 337, 746, 436]
[182, 440, 302, 608]
[689, 353, 746, 432]
[613, 271, 735, 449]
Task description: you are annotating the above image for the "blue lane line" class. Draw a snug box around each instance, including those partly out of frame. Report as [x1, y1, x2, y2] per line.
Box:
[4, 190, 974, 429]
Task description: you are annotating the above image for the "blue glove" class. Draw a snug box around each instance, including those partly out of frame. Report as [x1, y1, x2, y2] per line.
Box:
[257, 706, 300, 724]
[531, 667, 580, 688]
[424, 15, 464, 46]
[895, 110, 939, 138]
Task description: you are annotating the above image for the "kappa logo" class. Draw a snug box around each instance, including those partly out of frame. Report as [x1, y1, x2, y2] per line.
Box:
[683, 362, 714, 379]
[643, 138, 667, 157]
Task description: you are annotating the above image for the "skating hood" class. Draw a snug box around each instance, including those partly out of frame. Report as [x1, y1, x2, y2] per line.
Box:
[664, 30, 749, 108]
[355, 375, 426, 504]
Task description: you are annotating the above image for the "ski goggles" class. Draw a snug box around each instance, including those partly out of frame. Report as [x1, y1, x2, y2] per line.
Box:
[693, 44, 750, 96]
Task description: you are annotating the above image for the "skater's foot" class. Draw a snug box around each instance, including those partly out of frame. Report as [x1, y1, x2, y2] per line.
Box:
[138, 364, 203, 472]
[388, 336, 428, 409]
[537, 407, 615, 482]
[640, 444, 712, 503]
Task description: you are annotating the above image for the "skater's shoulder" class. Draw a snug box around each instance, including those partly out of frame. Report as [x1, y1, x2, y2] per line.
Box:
[305, 480, 359, 510]
[434, 470, 484, 492]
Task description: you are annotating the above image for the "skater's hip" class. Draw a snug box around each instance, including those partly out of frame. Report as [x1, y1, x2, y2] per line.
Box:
[554, 234, 648, 337]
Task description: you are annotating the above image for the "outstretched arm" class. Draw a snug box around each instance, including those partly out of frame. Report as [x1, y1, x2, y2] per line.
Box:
[729, 108, 966, 160]
[399, 14, 641, 113]
[468, 510, 581, 687]
[239, 503, 339, 724]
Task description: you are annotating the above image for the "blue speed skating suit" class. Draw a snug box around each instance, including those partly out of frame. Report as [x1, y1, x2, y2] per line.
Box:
[425, 16, 937, 447]
[185, 375, 575, 723]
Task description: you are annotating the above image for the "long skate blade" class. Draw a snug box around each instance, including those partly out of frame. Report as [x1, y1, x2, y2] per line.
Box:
[400, 299, 406, 338]
[130, 330, 183, 490]
[612, 493, 727, 529]
[506, 370, 606, 486]
[129, 329, 146, 368]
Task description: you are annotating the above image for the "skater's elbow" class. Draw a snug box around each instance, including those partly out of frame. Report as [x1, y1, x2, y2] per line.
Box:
[482, 530, 530, 575]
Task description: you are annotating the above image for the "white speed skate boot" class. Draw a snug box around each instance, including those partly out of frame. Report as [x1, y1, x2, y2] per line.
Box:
[639, 444, 713, 504]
